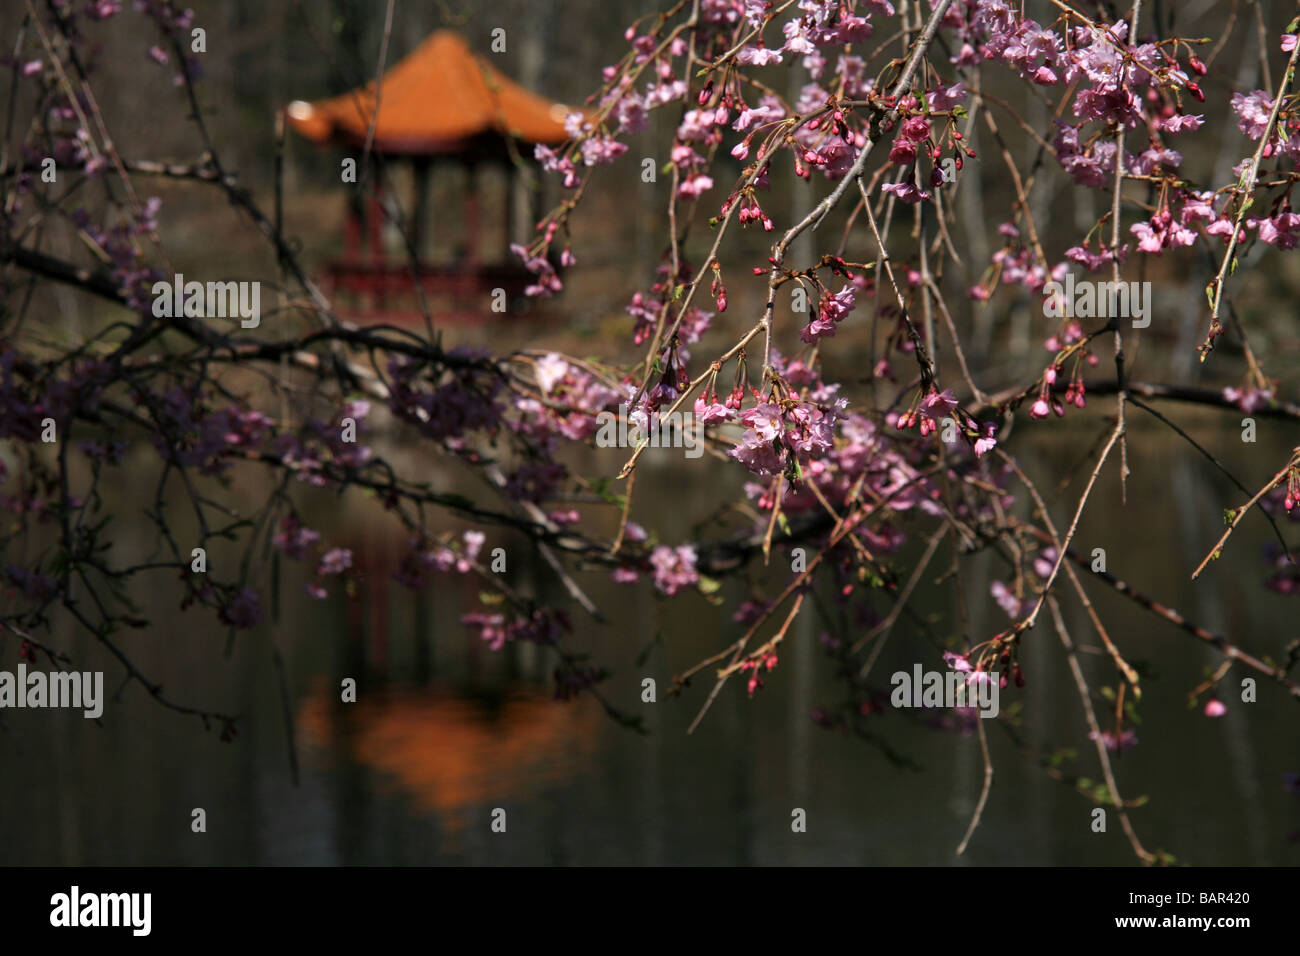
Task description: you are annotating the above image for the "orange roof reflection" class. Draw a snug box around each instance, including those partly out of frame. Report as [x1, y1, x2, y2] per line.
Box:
[297, 679, 601, 831]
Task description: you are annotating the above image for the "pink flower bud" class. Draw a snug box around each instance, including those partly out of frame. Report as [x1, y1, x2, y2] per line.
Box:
[901, 116, 931, 142]
[889, 139, 917, 165]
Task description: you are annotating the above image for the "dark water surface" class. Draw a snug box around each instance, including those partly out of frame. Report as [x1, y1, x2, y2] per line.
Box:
[2, 421, 1298, 865]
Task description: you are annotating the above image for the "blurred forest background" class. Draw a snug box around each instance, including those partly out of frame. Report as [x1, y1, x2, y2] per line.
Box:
[2, 0, 1299, 866]
[4, 0, 1299, 388]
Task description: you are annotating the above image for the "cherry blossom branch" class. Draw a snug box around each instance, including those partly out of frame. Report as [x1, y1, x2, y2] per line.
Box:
[1202, 34, 1300, 359]
[1004, 516, 1300, 699]
[1191, 449, 1300, 580]
[954, 717, 993, 856]
[1047, 595, 1156, 864]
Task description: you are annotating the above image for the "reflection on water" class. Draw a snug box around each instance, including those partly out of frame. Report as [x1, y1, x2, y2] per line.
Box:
[1, 423, 1298, 864]
[296, 679, 600, 833]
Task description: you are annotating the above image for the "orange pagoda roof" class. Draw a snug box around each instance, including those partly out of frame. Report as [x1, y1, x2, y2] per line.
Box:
[285, 30, 574, 156]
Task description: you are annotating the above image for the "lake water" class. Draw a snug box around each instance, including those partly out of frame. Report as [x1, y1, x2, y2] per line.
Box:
[2, 418, 1298, 865]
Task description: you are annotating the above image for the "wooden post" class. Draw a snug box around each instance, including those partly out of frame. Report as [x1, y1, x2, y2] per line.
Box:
[411, 157, 431, 262]
[463, 161, 480, 270]
[367, 181, 384, 266]
[528, 158, 543, 241]
[504, 159, 515, 255]
[366, 181, 385, 312]
[345, 197, 362, 264]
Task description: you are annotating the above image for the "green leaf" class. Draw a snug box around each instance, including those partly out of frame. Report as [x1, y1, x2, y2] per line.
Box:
[589, 477, 628, 509]
[697, 575, 724, 605]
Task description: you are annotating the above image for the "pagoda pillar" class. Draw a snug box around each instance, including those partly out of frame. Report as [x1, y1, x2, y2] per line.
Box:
[366, 182, 384, 266]
[463, 161, 480, 270]
[411, 157, 431, 262]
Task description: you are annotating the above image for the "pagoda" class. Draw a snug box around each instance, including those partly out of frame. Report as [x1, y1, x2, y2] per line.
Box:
[284, 30, 573, 321]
